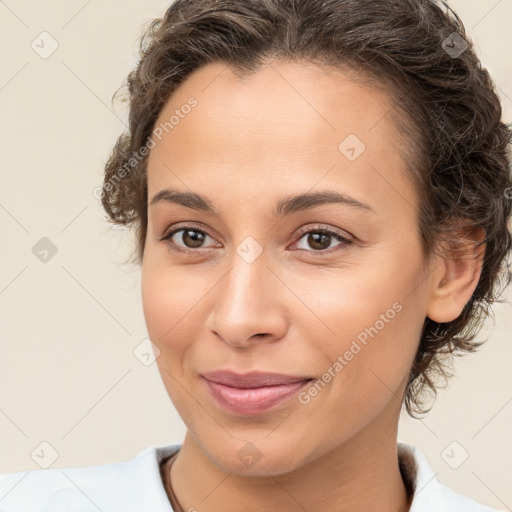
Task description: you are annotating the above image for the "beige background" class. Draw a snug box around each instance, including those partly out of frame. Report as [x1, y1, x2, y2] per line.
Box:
[0, 0, 511, 509]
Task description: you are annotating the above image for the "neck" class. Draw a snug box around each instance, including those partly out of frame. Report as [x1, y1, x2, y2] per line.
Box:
[167, 410, 412, 512]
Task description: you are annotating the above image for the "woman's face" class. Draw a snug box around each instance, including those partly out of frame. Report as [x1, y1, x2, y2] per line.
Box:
[141, 60, 434, 475]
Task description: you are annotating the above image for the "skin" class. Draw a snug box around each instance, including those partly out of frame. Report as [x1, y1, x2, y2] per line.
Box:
[141, 60, 485, 512]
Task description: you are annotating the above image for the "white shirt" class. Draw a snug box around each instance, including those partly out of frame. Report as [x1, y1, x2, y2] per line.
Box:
[0, 442, 504, 511]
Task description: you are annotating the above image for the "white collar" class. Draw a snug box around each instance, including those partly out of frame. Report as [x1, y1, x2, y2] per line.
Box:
[397, 442, 501, 511]
[154, 442, 501, 511]
[0, 442, 501, 511]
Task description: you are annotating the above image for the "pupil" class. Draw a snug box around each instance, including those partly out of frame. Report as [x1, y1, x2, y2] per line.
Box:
[184, 230, 204, 248]
[308, 232, 330, 250]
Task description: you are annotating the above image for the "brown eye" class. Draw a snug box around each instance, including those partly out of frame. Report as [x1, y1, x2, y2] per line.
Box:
[177, 229, 207, 248]
[305, 232, 332, 250]
[293, 226, 352, 253]
[161, 226, 218, 252]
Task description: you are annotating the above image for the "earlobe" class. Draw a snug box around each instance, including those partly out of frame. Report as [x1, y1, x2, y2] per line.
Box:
[426, 227, 486, 324]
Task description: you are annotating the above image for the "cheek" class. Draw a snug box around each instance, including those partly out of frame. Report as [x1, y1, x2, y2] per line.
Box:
[141, 262, 201, 411]
[300, 264, 421, 398]
[141, 261, 169, 341]
[141, 259, 188, 345]
[286, 267, 401, 347]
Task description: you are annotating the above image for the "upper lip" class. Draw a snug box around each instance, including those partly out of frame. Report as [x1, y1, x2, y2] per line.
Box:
[201, 370, 313, 389]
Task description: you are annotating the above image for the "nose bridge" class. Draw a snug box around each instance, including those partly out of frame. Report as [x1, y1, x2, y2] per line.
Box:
[209, 240, 287, 346]
[229, 241, 267, 308]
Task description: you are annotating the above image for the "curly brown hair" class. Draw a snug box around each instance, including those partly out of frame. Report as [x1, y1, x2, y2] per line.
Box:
[101, 0, 512, 417]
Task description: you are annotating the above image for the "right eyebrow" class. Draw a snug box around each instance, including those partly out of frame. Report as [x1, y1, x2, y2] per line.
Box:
[149, 189, 218, 214]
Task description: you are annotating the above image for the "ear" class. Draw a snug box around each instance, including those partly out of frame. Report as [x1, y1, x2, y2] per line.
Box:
[426, 226, 486, 323]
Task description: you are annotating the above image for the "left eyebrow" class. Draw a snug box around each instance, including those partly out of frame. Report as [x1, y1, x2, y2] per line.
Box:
[272, 190, 376, 218]
[148, 188, 376, 217]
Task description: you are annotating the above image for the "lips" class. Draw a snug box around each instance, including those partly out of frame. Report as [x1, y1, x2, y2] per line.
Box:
[201, 370, 313, 388]
[201, 370, 314, 415]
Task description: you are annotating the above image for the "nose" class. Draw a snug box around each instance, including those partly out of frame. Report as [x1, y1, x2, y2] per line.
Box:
[207, 247, 289, 348]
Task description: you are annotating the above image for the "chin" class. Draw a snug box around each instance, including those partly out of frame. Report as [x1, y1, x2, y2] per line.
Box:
[201, 437, 305, 477]
[224, 455, 301, 478]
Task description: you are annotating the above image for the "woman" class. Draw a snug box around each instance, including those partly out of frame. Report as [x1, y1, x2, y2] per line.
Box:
[1, 0, 510, 510]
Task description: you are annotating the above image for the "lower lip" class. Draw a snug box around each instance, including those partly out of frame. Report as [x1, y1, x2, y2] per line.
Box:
[203, 378, 312, 415]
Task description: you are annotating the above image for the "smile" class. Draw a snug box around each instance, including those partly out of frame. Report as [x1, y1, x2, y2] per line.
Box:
[202, 378, 313, 415]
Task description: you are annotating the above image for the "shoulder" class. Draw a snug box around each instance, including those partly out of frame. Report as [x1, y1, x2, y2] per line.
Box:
[398, 442, 506, 512]
[0, 444, 181, 511]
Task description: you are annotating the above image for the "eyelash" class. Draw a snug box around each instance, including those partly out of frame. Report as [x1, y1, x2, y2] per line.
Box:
[159, 223, 353, 256]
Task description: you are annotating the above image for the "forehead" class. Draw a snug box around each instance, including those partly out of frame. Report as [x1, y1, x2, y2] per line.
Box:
[146, 60, 416, 216]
